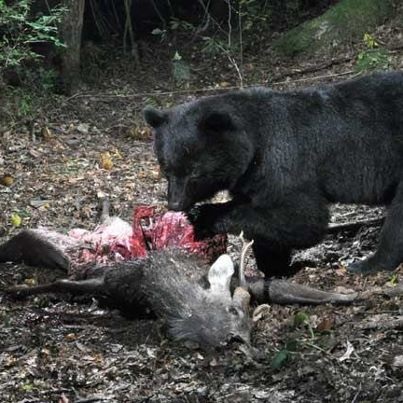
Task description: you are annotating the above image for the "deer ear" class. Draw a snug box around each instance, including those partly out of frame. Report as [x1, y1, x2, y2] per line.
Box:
[207, 254, 234, 296]
[143, 106, 168, 128]
[198, 111, 234, 134]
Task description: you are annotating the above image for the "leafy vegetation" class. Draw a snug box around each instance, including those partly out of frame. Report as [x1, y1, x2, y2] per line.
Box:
[355, 33, 391, 72]
[0, 1, 67, 124]
[0, 0, 65, 71]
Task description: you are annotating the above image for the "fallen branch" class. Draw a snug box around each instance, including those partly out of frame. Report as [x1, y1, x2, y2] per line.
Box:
[357, 316, 403, 331]
[327, 217, 384, 234]
[270, 56, 354, 82]
[383, 283, 403, 298]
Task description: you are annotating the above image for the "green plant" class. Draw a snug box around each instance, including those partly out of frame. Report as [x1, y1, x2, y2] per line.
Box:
[18, 93, 33, 117]
[17, 65, 59, 92]
[172, 51, 191, 84]
[293, 311, 315, 339]
[355, 33, 391, 72]
[36, 67, 58, 91]
[363, 32, 378, 48]
[356, 48, 390, 72]
[0, 0, 66, 71]
[1, 85, 48, 123]
[201, 37, 230, 55]
[271, 339, 298, 369]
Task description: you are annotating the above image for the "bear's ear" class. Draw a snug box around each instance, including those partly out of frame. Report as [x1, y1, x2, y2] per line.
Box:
[143, 106, 168, 128]
[198, 111, 235, 134]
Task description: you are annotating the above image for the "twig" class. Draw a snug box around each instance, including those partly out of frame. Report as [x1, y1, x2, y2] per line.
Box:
[89, 0, 107, 38]
[195, 0, 211, 34]
[351, 384, 362, 403]
[75, 397, 110, 403]
[270, 56, 353, 81]
[64, 70, 357, 102]
[238, 0, 244, 88]
[38, 388, 72, 395]
[304, 341, 333, 356]
[226, 0, 231, 49]
[226, 52, 243, 87]
[385, 42, 403, 52]
[150, 0, 167, 30]
[123, 0, 140, 67]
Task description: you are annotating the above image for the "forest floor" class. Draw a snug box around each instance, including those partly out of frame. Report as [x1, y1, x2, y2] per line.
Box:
[0, 12, 403, 403]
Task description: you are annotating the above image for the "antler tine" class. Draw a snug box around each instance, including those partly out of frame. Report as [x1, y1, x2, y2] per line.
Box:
[238, 231, 254, 288]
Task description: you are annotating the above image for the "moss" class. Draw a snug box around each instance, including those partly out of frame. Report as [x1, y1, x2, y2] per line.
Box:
[273, 0, 394, 57]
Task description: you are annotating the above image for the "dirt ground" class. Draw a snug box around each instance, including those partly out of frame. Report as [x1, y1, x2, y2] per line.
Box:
[1, 15, 403, 403]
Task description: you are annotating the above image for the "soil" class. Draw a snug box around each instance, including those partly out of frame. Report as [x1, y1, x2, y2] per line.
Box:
[0, 13, 402, 403]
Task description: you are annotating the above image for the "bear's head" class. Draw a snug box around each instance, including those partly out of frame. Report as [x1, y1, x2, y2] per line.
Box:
[144, 96, 255, 211]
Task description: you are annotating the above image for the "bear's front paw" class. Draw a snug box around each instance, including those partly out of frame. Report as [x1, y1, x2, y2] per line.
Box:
[187, 205, 220, 240]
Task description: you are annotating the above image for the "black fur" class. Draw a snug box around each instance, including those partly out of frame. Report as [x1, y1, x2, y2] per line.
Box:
[144, 71, 403, 276]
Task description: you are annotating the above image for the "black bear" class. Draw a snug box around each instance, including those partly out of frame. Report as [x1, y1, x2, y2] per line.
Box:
[144, 71, 403, 277]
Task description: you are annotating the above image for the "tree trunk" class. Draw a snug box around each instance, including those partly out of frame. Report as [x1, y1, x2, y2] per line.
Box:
[59, 0, 85, 94]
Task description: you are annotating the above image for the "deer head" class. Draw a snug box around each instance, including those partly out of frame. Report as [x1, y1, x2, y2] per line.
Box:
[166, 253, 252, 347]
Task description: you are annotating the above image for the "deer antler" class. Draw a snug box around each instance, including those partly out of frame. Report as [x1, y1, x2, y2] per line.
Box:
[238, 231, 254, 288]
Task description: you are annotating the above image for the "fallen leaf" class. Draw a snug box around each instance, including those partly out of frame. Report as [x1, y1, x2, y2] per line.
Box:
[335, 266, 348, 276]
[392, 355, 403, 367]
[316, 316, 335, 332]
[252, 304, 271, 322]
[24, 278, 37, 286]
[0, 174, 14, 187]
[41, 126, 53, 140]
[128, 126, 152, 140]
[30, 199, 51, 209]
[100, 152, 113, 170]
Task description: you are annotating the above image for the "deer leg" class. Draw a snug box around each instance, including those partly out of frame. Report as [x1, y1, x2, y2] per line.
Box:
[248, 278, 357, 305]
[5, 277, 104, 298]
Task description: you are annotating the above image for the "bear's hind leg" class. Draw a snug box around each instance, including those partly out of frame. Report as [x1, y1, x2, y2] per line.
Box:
[348, 183, 403, 274]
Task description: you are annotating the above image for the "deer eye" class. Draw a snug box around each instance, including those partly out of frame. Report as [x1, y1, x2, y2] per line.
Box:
[228, 306, 239, 316]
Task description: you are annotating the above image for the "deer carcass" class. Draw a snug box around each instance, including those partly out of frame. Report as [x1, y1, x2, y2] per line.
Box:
[0, 203, 358, 347]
